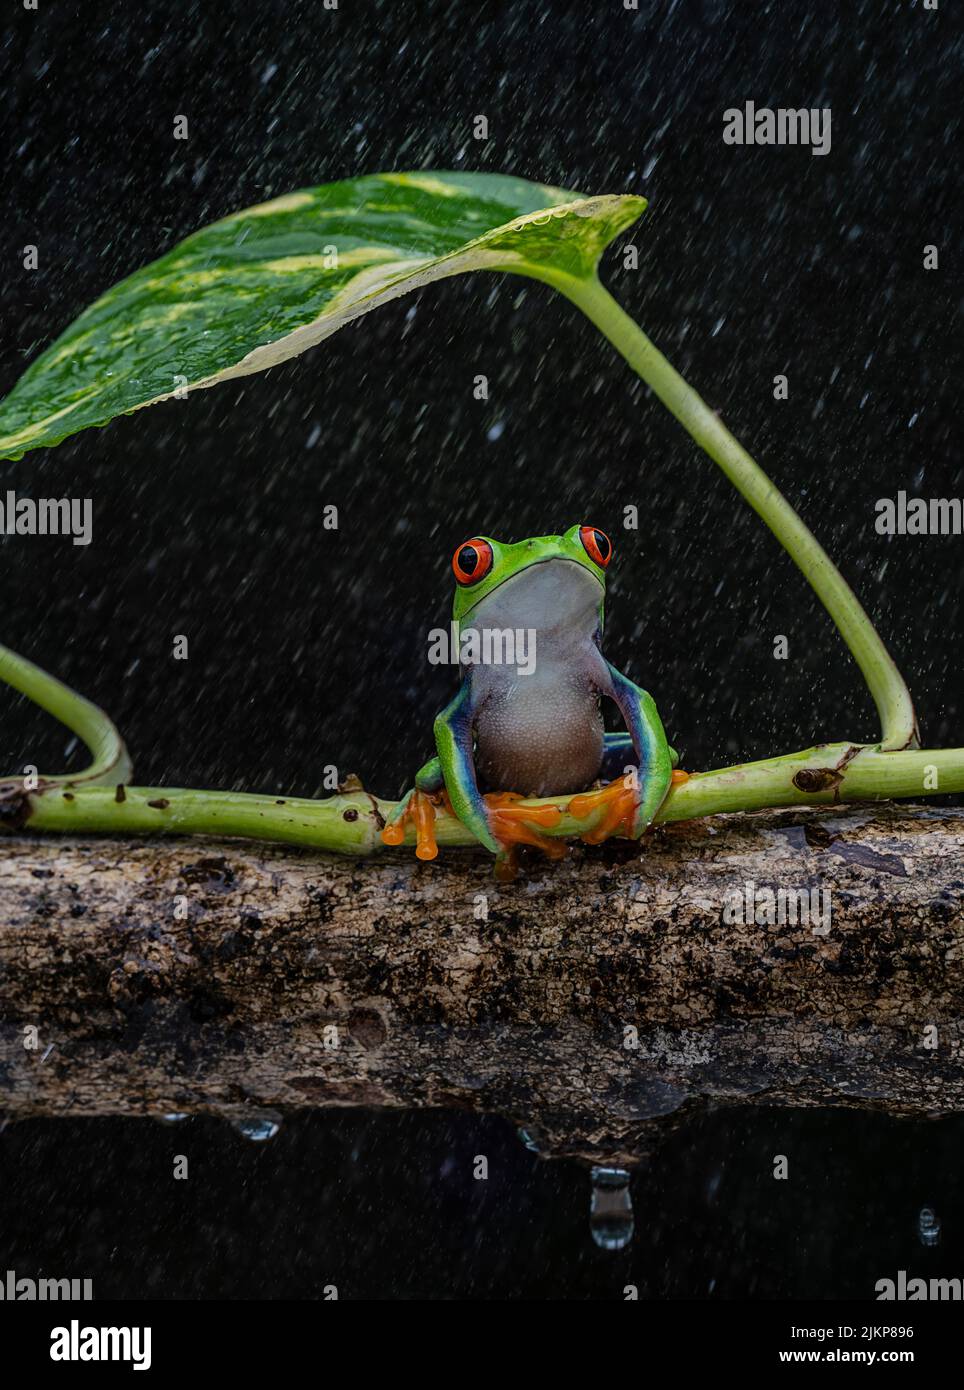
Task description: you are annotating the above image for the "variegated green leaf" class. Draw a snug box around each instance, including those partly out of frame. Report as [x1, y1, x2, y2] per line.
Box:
[0, 171, 645, 460]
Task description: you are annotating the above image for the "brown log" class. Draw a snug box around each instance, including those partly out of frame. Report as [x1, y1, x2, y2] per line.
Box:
[1, 803, 963, 1165]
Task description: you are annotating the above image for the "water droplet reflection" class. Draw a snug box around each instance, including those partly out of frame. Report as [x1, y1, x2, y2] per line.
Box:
[232, 1115, 281, 1143]
[517, 1126, 544, 1154]
[918, 1206, 941, 1247]
[590, 1166, 634, 1250]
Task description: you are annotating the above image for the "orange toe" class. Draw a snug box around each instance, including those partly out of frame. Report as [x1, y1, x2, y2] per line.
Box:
[381, 820, 406, 846]
[412, 791, 439, 859]
[671, 768, 690, 785]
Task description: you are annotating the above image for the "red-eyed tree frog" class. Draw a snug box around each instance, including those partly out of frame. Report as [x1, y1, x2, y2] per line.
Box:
[382, 525, 687, 878]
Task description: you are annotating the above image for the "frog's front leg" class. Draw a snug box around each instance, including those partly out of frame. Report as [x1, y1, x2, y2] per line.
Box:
[570, 665, 680, 843]
[381, 686, 501, 862]
[382, 682, 565, 875]
[430, 684, 500, 854]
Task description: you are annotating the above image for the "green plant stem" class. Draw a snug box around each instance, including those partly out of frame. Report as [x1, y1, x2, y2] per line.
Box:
[10, 741, 964, 854]
[532, 270, 919, 752]
[17, 783, 380, 852]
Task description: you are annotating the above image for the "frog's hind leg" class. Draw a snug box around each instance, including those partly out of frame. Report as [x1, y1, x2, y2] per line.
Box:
[382, 755, 444, 825]
[415, 756, 445, 794]
[381, 755, 446, 860]
[598, 731, 635, 783]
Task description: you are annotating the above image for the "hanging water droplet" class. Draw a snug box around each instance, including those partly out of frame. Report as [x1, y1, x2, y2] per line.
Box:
[590, 1166, 634, 1251]
[918, 1206, 941, 1247]
[232, 1114, 281, 1143]
[157, 1112, 189, 1125]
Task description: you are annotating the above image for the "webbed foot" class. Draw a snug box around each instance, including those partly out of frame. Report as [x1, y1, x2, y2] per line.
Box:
[568, 774, 639, 843]
[483, 792, 566, 882]
[568, 767, 690, 844]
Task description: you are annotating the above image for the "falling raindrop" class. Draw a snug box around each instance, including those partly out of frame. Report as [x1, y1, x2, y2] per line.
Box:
[918, 1206, 941, 1248]
[590, 1166, 634, 1251]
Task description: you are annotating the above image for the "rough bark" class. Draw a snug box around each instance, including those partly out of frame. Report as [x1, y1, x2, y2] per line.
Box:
[1, 803, 963, 1164]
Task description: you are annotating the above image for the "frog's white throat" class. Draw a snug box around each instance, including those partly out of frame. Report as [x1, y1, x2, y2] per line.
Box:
[461, 557, 603, 642]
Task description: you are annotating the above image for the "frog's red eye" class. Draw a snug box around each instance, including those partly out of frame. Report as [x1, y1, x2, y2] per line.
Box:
[579, 526, 612, 569]
[452, 538, 493, 586]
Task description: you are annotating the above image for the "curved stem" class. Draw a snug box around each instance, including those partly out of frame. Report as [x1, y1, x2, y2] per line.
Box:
[0, 641, 132, 790]
[529, 271, 918, 751]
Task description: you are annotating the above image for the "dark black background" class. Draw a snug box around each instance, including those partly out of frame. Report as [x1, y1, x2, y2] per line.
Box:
[1, 0, 961, 1299]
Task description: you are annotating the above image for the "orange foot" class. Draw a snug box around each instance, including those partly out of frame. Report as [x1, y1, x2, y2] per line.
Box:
[569, 768, 691, 845]
[569, 774, 638, 844]
[380, 789, 444, 860]
[483, 792, 566, 882]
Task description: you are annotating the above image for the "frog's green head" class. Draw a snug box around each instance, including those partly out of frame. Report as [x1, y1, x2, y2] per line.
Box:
[450, 525, 612, 625]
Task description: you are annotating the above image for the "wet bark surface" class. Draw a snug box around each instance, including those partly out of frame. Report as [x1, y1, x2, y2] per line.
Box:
[2, 803, 963, 1164]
